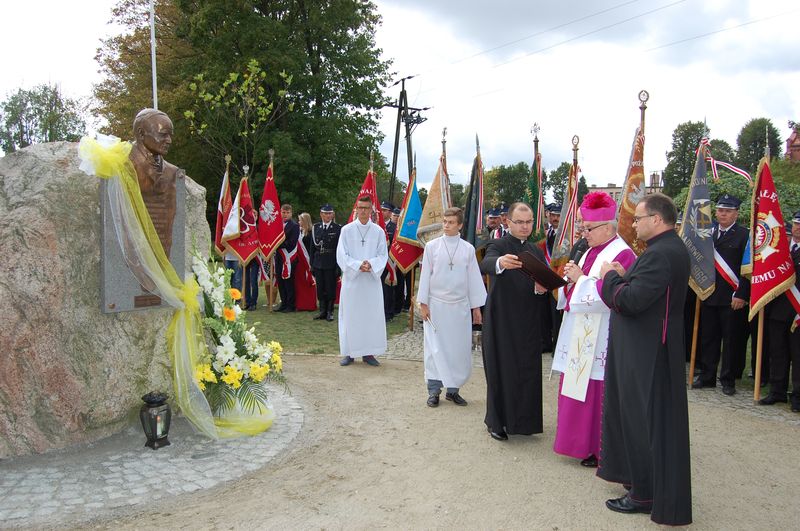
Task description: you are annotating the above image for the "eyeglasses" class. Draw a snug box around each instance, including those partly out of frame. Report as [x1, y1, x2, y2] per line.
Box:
[632, 214, 656, 223]
[510, 219, 534, 226]
[581, 222, 608, 233]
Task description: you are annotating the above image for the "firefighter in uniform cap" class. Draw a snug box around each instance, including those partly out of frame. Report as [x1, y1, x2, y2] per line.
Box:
[311, 203, 342, 321]
[692, 193, 752, 395]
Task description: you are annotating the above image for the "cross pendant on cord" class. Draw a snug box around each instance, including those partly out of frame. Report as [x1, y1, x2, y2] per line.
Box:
[361, 238, 366, 246]
[449, 262, 453, 270]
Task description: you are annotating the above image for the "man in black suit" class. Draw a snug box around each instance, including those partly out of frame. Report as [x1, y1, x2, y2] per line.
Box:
[545, 203, 562, 258]
[381, 201, 396, 321]
[693, 194, 751, 395]
[311, 203, 341, 321]
[760, 210, 800, 411]
[275, 204, 300, 312]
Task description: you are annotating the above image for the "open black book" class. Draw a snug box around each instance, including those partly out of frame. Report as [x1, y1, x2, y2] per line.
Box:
[518, 251, 567, 291]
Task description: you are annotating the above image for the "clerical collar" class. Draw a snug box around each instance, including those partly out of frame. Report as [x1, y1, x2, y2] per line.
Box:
[518, 238, 526, 245]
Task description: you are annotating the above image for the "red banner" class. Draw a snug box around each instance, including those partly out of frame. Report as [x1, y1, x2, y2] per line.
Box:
[256, 161, 286, 262]
[222, 177, 261, 265]
[348, 168, 386, 232]
[749, 158, 796, 320]
[214, 168, 232, 257]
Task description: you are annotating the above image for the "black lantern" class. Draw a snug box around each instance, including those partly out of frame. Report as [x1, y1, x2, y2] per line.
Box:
[139, 391, 171, 450]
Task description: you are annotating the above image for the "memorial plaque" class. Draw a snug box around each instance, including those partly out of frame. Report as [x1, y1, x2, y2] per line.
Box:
[100, 178, 185, 313]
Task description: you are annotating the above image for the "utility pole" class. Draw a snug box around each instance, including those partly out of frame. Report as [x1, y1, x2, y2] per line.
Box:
[387, 75, 429, 202]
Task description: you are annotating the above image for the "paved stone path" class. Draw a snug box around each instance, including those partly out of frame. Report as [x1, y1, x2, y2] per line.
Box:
[2, 325, 797, 528]
[0, 386, 302, 529]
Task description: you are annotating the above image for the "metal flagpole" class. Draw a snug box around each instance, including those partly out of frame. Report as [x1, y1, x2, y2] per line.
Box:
[149, 0, 158, 109]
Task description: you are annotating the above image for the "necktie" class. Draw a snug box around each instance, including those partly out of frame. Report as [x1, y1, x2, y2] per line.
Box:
[792, 243, 798, 254]
[717, 229, 725, 241]
[323, 224, 328, 230]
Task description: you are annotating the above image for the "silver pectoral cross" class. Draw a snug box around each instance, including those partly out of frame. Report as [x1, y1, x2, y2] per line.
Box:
[361, 238, 366, 246]
[449, 261, 453, 271]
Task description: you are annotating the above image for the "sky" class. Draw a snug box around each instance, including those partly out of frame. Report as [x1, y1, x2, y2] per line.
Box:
[2, 0, 799, 196]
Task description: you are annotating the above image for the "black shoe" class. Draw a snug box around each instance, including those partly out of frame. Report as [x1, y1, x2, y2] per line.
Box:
[340, 356, 353, 366]
[722, 386, 736, 396]
[580, 455, 598, 467]
[326, 312, 334, 322]
[605, 495, 652, 515]
[445, 392, 468, 406]
[283, 307, 296, 313]
[691, 376, 714, 389]
[791, 401, 800, 413]
[759, 393, 788, 405]
[487, 427, 508, 441]
[427, 394, 440, 407]
[313, 311, 326, 320]
[362, 355, 380, 366]
[274, 304, 286, 312]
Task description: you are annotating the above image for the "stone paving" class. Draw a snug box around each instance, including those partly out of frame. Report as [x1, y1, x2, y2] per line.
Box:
[2, 325, 797, 528]
[0, 386, 302, 529]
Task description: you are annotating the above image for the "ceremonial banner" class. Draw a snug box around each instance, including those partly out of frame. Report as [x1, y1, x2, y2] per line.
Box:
[550, 162, 578, 270]
[256, 161, 286, 261]
[222, 177, 261, 265]
[390, 168, 424, 273]
[526, 152, 545, 234]
[462, 148, 484, 247]
[617, 127, 647, 255]
[214, 167, 232, 257]
[348, 168, 386, 232]
[417, 153, 451, 246]
[679, 143, 716, 300]
[748, 158, 795, 320]
[561, 312, 603, 402]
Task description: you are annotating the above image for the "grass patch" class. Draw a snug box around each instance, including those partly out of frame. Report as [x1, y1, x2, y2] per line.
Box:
[243, 306, 415, 355]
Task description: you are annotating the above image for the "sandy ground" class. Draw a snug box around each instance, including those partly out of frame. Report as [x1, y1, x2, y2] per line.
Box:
[74, 354, 799, 530]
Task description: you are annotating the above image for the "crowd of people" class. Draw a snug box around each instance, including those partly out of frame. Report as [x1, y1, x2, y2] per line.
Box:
[222, 187, 800, 527]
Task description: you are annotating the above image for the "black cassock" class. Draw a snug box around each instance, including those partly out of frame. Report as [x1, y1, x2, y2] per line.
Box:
[599, 230, 692, 526]
[479, 234, 544, 435]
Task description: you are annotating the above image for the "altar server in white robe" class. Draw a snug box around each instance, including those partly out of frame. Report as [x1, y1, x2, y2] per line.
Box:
[337, 195, 388, 367]
[418, 207, 487, 407]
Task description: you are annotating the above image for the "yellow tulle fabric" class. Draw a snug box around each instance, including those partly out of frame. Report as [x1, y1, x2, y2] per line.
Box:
[79, 135, 272, 439]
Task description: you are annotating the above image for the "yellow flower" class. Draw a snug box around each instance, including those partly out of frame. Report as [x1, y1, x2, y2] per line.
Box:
[270, 353, 283, 373]
[229, 288, 242, 300]
[223, 307, 236, 321]
[268, 341, 282, 354]
[249, 362, 270, 383]
[195, 363, 218, 391]
[221, 365, 243, 389]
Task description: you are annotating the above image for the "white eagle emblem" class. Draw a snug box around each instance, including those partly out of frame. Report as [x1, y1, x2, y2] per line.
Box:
[259, 200, 278, 223]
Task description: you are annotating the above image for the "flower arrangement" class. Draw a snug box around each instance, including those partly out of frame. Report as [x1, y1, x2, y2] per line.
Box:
[191, 250, 285, 415]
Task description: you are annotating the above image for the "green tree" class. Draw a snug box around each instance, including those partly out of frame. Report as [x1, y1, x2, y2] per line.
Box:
[735, 117, 782, 175]
[418, 187, 428, 208]
[662, 121, 705, 197]
[94, 0, 391, 225]
[449, 183, 466, 209]
[482, 161, 531, 206]
[0, 84, 86, 153]
[543, 161, 571, 204]
[577, 175, 589, 204]
[708, 138, 735, 162]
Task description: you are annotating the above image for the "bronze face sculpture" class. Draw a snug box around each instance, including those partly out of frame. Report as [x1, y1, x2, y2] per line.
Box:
[129, 108, 185, 258]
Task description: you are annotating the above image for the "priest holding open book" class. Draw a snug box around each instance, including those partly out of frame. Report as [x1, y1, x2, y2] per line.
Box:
[479, 202, 550, 441]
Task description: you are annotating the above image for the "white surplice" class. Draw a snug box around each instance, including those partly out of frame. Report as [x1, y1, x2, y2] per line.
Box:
[552, 236, 631, 398]
[336, 218, 388, 357]
[416, 234, 487, 388]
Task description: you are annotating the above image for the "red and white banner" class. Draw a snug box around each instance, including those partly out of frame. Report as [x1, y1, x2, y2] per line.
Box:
[214, 167, 232, 257]
[222, 177, 261, 265]
[256, 161, 286, 262]
[748, 158, 796, 320]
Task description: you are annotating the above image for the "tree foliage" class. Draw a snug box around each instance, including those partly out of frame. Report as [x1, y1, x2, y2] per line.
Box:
[483, 161, 531, 207]
[449, 183, 466, 209]
[0, 84, 86, 153]
[94, 0, 392, 225]
[662, 121, 705, 197]
[735, 117, 782, 175]
[543, 161, 571, 204]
